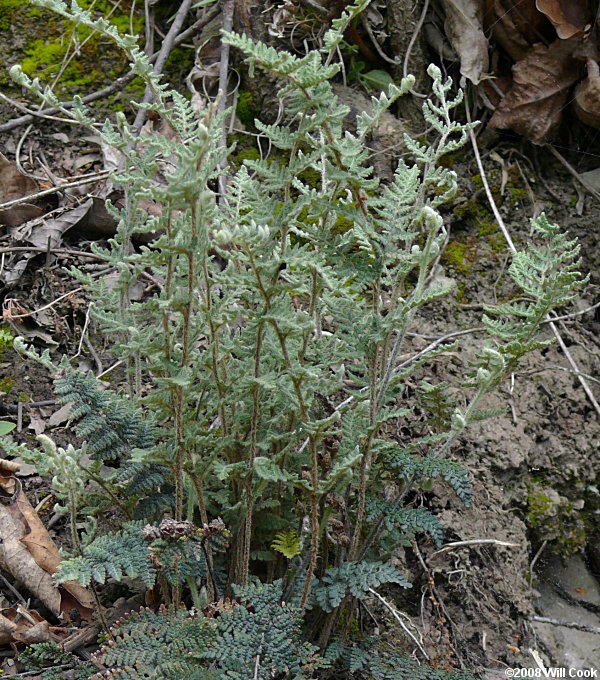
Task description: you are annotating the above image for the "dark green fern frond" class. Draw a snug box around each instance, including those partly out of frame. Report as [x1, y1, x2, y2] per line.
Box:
[55, 521, 155, 588]
[384, 447, 472, 507]
[54, 363, 155, 462]
[312, 561, 411, 612]
[367, 502, 444, 548]
[150, 538, 205, 587]
[419, 455, 472, 506]
[325, 636, 479, 679]
[97, 582, 320, 679]
[97, 606, 216, 679]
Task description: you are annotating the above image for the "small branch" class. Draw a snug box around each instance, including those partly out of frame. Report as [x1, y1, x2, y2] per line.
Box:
[402, 0, 429, 99]
[0, 246, 105, 260]
[546, 144, 600, 205]
[217, 0, 235, 200]
[0, 91, 76, 127]
[369, 588, 430, 660]
[532, 615, 600, 635]
[0, 172, 109, 211]
[132, 0, 195, 133]
[430, 539, 518, 558]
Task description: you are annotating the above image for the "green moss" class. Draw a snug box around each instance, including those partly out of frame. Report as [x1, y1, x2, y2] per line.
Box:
[509, 186, 528, 202]
[452, 197, 494, 230]
[0, 327, 14, 360]
[331, 215, 354, 235]
[0, 0, 20, 30]
[471, 173, 484, 191]
[455, 281, 466, 305]
[236, 90, 258, 128]
[234, 147, 262, 166]
[437, 150, 464, 169]
[527, 484, 587, 556]
[298, 167, 321, 189]
[0, 378, 14, 395]
[441, 240, 475, 275]
[7, 0, 143, 93]
[487, 233, 505, 253]
[164, 46, 195, 88]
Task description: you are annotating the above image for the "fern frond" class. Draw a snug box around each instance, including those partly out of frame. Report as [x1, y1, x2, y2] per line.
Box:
[55, 522, 155, 588]
[312, 561, 411, 612]
[271, 531, 302, 559]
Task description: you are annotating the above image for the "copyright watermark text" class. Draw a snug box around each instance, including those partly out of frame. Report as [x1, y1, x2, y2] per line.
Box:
[505, 669, 598, 678]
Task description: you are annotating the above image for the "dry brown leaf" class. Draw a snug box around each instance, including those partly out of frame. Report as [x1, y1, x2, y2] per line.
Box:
[574, 58, 600, 128]
[0, 153, 42, 228]
[48, 402, 73, 428]
[489, 38, 580, 143]
[12, 199, 94, 250]
[0, 498, 62, 615]
[0, 469, 94, 619]
[440, 0, 489, 84]
[0, 153, 38, 203]
[0, 204, 43, 229]
[486, 0, 552, 61]
[0, 607, 63, 645]
[536, 0, 590, 39]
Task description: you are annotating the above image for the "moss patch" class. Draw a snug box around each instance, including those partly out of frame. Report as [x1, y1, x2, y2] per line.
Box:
[4, 0, 143, 94]
[442, 240, 476, 275]
[236, 90, 257, 128]
[527, 483, 587, 556]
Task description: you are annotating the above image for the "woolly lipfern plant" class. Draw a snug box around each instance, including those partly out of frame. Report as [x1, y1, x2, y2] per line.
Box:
[7, 0, 587, 676]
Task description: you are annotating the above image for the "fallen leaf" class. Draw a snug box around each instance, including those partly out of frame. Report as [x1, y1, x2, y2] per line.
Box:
[0, 153, 41, 228]
[51, 132, 70, 144]
[0, 497, 61, 615]
[12, 199, 94, 250]
[574, 58, 600, 128]
[489, 38, 580, 143]
[0, 607, 64, 645]
[0, 203, 43, 228]
[48, 402, 72, 428]
[579, 167, 600, 191]
[441, 0, 489, 84]
[0, 153, 38, 203]
[536, 0, 590, 39]
[0, 467, 94, 620]
[27, 414, 47, 435]
[72, 153, 101, 172]
[12, 460, 37, 477]
[486, 0, 552, 61]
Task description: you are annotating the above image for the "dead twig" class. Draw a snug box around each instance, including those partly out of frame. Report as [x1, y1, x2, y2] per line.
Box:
[368, 588, 430, 660]
[528, 539, 547, 586]
[545, 144, 600, 205]
[217, 0, 235, 201]
[0, 171, 110, 211]
[3, 267, 111, 321]
[403, 0, 429, 99]
[0, 91, 76, 127]
[430, 539, 518, 558]
[132, 0, 195, 134]
[360, 14, 398, 66]
[532, 615, 600, 635]
[0, 246, 105, 260]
